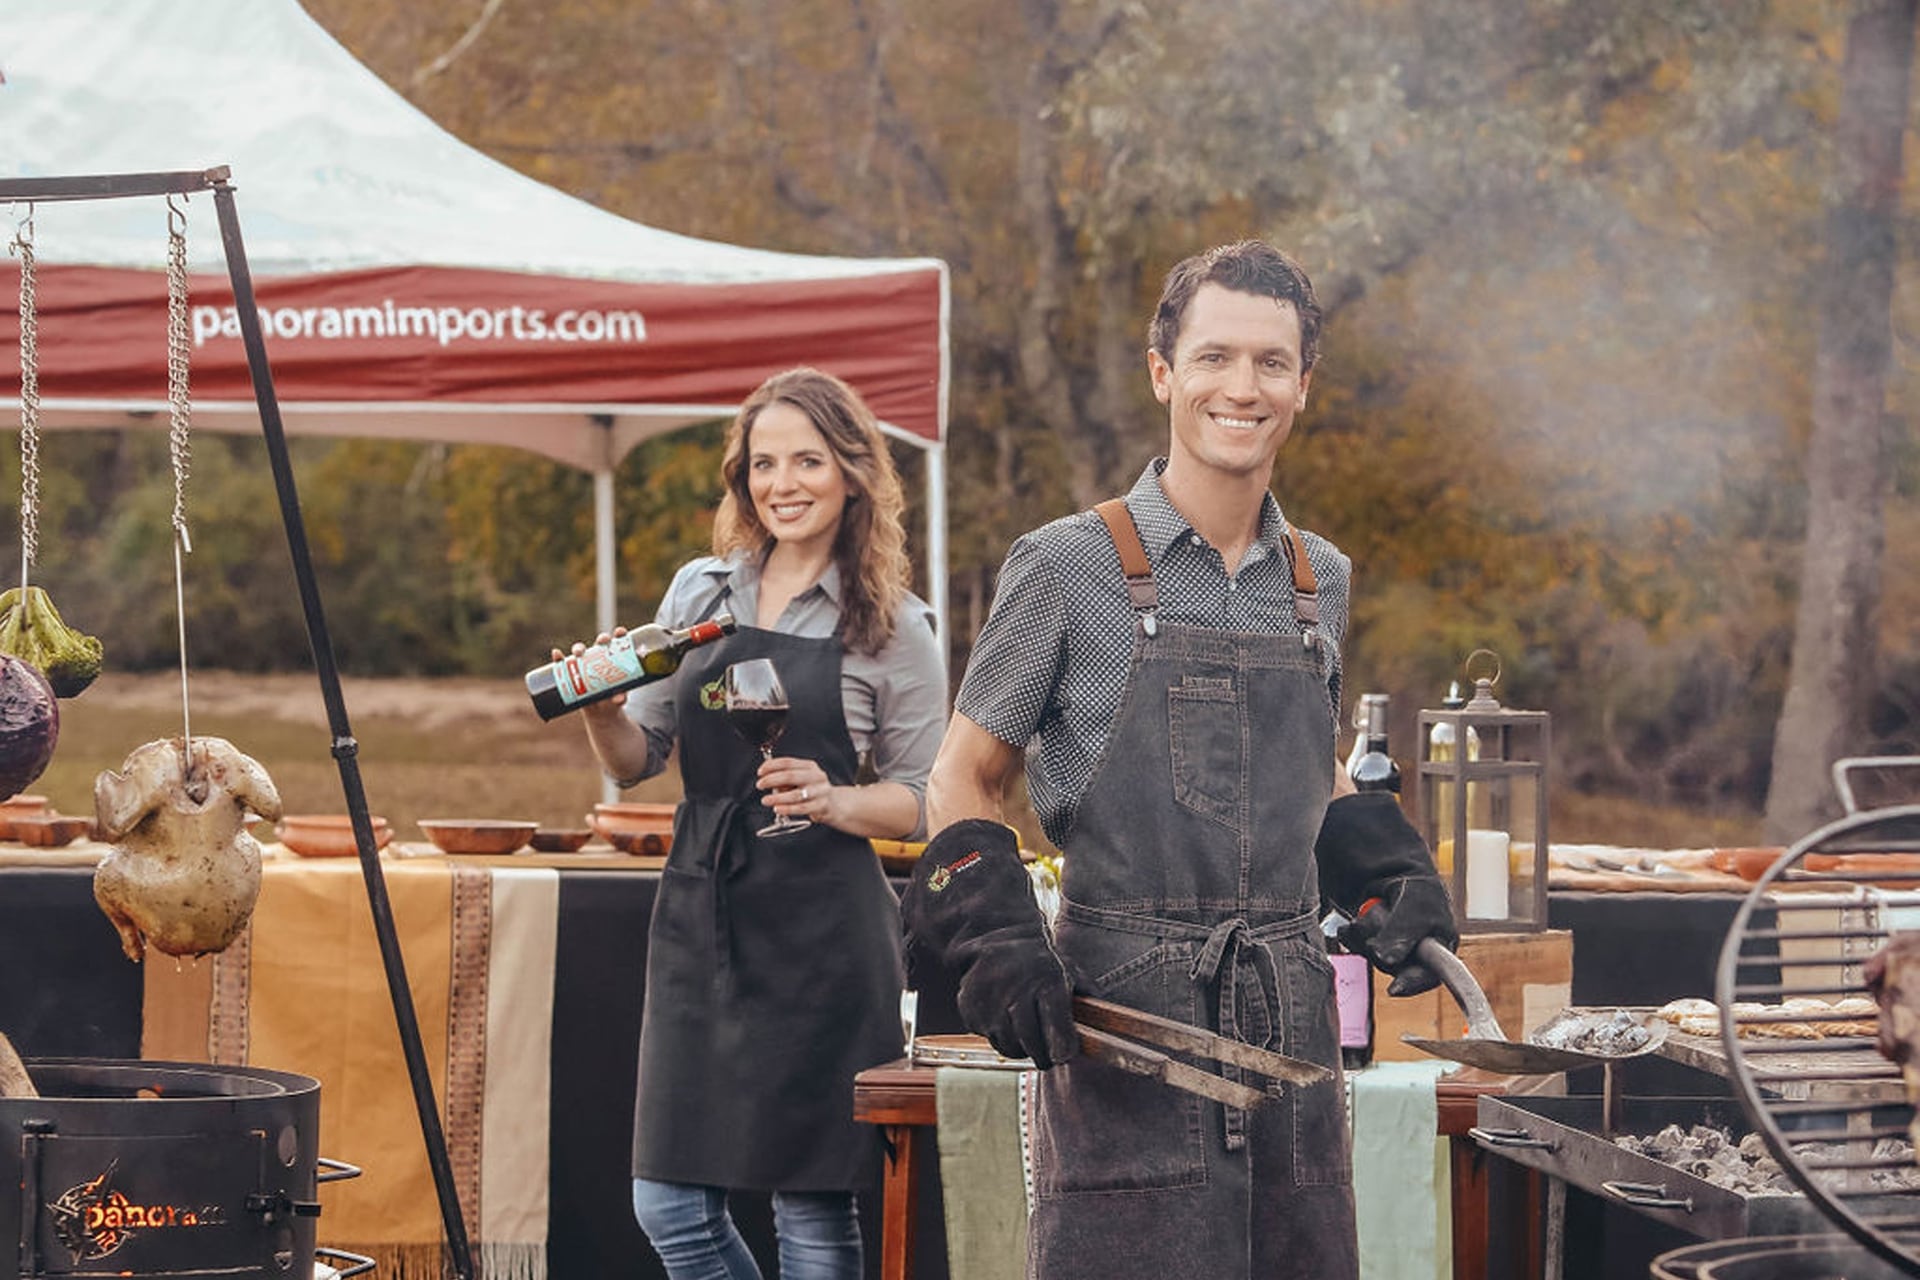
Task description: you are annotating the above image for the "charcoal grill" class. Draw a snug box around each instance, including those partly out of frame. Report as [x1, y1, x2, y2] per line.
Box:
[0, 1058, 369, 1279]
[1471, 1092, 1919, 1240]
[1699, 757, 1920, 1277]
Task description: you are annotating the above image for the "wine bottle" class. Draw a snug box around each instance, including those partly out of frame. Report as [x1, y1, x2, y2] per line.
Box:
[1323, 910, 1375, 1070]
[526, 613, 737, 721]
[1347, 692, 1401, 796]
[1429, 681, 1465, 833]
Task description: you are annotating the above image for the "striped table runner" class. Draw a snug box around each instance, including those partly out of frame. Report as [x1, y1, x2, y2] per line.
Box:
[144, 857, 559, 1280]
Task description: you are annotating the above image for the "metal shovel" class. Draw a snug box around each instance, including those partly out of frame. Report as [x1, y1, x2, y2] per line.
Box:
[1400, 937, 1667, 1076]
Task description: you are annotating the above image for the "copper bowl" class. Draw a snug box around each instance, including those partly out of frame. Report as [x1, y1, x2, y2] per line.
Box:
[275, 815, 393, 858]
[588, 802, 675, 856]
[8, 814, 92, 847]
[530, 827, 593, 853]
[417, 819, 537, 856]
[605, 828, 671, 856]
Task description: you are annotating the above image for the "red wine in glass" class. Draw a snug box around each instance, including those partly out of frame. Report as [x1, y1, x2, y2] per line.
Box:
[724, 658, 811, 836]
[728, 707, 788, 752]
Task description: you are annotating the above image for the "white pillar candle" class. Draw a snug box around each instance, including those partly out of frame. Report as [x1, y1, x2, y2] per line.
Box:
[1465, 829, 1511, 920]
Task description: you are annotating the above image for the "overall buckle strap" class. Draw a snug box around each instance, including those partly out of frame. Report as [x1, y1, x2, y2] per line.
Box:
[1094, 499, 1158, 638]
[1278, 524, 1320, 651]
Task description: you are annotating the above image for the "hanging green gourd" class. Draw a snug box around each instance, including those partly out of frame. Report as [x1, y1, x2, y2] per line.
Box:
[0, 207, 60, 803]
[0, 205, 103, 700]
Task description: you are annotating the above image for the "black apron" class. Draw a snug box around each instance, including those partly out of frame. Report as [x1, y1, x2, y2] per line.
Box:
[1026, 503, 1359, 1280]
[630, 624, 905, 1191]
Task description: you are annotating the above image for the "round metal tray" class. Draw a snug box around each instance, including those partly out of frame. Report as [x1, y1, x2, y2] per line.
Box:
[1650, 1233, 1912, 1280]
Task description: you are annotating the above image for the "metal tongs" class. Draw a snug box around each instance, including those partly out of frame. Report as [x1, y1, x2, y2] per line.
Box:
[1072, 995, 1330, 1110]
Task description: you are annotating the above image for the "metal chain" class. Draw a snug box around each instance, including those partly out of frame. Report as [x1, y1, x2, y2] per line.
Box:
[11, 208, 39, 594]
[166, 197, 192, 551]
[165, 197, 194, 759]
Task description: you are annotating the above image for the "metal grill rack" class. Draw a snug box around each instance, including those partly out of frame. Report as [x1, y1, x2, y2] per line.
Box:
[1716, 759, 1920, 1277]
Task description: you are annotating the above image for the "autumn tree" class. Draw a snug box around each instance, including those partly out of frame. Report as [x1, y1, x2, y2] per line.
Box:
[1766, 0, 1918, 841]
[13, 0, 1907, 835]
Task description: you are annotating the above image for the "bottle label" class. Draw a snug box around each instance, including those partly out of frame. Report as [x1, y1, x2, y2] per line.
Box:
[554, 633, 642, 707]
[1331, 952, 1372, 1049]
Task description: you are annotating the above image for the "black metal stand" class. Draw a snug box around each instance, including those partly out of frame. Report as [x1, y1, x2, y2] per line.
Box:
[0, 166, 475, 1280]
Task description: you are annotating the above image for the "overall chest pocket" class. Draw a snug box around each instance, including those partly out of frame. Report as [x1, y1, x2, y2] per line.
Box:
[1167, 676, 1243, 832]
[1031, 921, 1207, 1197]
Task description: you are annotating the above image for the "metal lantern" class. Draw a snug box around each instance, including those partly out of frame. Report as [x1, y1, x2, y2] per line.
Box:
[1416, 650, 1551, 934]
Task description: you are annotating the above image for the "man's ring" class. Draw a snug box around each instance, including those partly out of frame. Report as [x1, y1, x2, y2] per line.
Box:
[801, 786, 810, 802]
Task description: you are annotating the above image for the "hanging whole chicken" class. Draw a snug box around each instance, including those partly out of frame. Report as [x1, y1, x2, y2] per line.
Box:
[92, 736, 281, 963]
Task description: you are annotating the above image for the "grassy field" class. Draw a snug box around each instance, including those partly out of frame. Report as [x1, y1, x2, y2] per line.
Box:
[36, 669, 683, 839]
[29, 670, 1764, 852]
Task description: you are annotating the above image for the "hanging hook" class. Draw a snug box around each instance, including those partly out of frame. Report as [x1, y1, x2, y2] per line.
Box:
[8, 202, 32, 255]
[166, 193, 188, 238]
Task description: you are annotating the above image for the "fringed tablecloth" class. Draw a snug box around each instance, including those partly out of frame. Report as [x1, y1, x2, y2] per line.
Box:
[143, 857, 558, 1280]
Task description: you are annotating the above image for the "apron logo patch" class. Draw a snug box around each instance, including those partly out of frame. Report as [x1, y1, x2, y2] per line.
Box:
[927, 850, 983, 892]
[698, 677, 727, 711]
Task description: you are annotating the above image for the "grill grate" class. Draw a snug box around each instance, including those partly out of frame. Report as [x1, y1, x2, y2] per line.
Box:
[1717, 777, 1920, 1277]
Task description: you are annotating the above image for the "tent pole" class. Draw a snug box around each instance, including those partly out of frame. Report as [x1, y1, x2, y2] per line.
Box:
[210, 179, 475, 1280]
[594, 465, 620, 804]
[925, 442, 949, 683]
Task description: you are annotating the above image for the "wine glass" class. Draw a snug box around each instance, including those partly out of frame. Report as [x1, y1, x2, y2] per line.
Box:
[723, 658, 811, 837]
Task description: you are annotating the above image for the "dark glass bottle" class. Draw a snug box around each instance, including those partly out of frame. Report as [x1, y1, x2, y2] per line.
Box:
[1347, 692, 1401, 796]
[1324, 911, 1375, 1070]
[526, 613, 736, 721]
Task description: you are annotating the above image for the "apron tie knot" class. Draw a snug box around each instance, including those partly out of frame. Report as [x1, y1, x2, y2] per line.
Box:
[1188, 918, 1282, 1151]
[1188, 917, 1279, 1009]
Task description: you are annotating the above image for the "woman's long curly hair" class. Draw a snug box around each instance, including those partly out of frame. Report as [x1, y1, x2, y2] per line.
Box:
[712, 368, 909, 655]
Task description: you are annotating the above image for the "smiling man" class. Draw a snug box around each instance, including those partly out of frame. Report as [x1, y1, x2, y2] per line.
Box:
[905, 241, 1456, 1279]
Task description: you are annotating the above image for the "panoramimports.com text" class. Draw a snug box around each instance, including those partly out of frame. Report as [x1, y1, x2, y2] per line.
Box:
[191, 299, 648, 348]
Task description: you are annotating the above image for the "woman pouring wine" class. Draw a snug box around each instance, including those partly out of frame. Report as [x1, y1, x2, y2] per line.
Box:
[559, 367, 946, 1280]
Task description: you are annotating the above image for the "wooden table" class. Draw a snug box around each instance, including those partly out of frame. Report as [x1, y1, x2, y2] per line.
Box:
[853, 1055, 1537, 1280]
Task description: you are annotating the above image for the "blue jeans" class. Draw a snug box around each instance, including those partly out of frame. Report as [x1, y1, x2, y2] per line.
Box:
[631, 1178, 862, 1280]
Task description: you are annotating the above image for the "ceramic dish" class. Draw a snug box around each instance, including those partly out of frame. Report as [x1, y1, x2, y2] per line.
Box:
[8, 814, 93, 847]
[276, 815, 393, 858]
[587, 802, 675, 855]
[530, 827, 593, 853]
[417, 819, 537, 856]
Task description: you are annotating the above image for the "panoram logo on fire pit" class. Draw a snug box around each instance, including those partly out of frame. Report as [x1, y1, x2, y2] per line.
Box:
[47, 1163, 225, 1262]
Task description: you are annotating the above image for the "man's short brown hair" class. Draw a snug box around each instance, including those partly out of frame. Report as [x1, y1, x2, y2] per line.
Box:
[1148, 240, 1322, 372]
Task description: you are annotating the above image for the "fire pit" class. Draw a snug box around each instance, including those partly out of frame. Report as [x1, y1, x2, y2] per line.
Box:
[0, 1058, 362, 1279]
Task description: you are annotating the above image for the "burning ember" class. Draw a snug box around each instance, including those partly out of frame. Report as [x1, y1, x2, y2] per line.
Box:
[1616, 1123, 1920, 1195]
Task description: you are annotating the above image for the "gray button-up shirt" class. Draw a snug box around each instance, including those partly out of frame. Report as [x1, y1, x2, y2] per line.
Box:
[955, 459, 1350, 848]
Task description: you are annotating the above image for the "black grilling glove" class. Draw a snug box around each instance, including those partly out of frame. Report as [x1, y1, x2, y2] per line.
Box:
[1315, 792, 1459, 998]
[901, 819, 1079, 1069]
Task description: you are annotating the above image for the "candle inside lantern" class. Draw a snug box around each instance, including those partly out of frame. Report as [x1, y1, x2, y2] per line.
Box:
[1465, 829, 1511, 920]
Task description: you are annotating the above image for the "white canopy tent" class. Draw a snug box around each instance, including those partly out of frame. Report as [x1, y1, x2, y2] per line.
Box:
[0, 0, 951, 647]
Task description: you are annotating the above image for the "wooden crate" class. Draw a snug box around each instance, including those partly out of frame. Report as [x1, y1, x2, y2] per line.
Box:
[1370, 928, 1574, 1062]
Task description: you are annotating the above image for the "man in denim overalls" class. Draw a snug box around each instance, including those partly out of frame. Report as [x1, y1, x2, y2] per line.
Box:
[906, 241, 1456, 1279]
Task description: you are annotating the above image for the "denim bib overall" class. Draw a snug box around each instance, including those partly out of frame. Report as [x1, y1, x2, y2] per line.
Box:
[1025, 502, 1359, 1280]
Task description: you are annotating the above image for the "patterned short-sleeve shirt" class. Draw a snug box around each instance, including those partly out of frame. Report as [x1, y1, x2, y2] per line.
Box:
[955, 458, 1351, 848]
